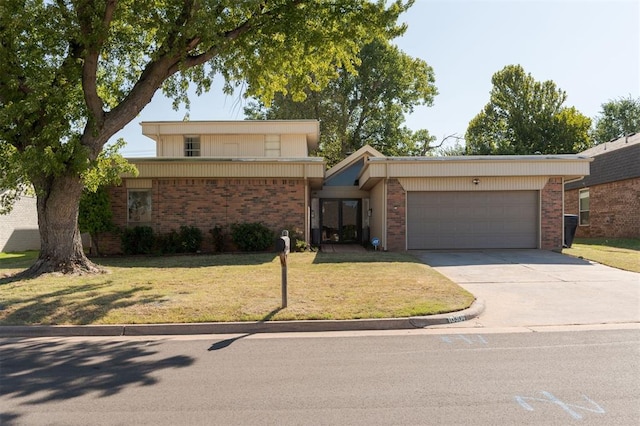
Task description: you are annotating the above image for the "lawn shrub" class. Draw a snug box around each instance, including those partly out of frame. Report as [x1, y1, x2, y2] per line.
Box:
[155, 229, 182, 254]
[121, 226, 155, 255]
[179, 226, 203, 253]
[230, 222, 275, 252]
[210, 226, 225, 252]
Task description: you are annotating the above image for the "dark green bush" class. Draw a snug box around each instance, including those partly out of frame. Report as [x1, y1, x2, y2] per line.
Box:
[210, 226, 225, 253]
[155, 230, 181, 254]
[179, 225, 203, 253]
[121, 226, 155, 255]
[230, 222, 275, 252]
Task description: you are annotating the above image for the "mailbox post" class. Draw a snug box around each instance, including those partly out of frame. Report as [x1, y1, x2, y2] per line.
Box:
[276, 230, 290, 308]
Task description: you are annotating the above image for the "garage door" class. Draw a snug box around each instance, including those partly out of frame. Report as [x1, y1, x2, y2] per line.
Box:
[407, 191, 538, 249]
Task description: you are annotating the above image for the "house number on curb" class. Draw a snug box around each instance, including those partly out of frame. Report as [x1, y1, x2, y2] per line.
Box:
[447, 315, 466, 323]
[515, 391, 606, 420]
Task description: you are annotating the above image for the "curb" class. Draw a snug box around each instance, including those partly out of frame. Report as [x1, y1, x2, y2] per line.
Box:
[0, 300, 485, 338]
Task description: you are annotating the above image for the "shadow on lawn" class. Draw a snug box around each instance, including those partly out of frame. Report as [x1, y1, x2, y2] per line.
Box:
[0, 282, 161, 325]
[312, 251, 423, 265]
[0, 337, 193, 422]
[95, 252, 279, 268]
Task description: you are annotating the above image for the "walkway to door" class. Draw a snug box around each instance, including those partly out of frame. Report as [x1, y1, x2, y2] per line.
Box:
[320, 244, 367, 253]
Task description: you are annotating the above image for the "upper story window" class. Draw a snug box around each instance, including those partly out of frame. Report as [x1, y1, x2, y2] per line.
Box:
[265, 134, 281, 157]
[579, 188, 589, 226]
[184, 136, 201, 157]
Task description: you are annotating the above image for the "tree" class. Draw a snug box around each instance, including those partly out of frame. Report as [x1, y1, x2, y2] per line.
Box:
[465, 65, 591, 155]
[592, 95, 640, 144]
[244, 38, 438, 166]
[78, 139, 135, 256]
[0, 0, 409, 277]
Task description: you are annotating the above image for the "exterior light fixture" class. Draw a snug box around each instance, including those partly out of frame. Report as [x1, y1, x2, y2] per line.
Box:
[472, 178, 480, 185]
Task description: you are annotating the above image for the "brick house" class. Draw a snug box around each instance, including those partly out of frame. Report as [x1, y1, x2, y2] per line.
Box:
[0, 192, 40, 252]
[101, 120, 590, 254]
[565, 133, 640, 239]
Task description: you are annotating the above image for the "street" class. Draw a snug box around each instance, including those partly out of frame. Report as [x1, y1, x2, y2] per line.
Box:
[1, 326, 639, 425]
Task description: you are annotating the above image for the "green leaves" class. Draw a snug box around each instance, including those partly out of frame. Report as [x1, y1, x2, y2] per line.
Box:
[466, 65, 592, 155]
[244, 37, 438, 166]
[592, 95, 640, 144]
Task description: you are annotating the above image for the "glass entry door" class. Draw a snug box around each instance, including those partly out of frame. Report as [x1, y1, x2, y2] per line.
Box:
[321, 199, 361, 243]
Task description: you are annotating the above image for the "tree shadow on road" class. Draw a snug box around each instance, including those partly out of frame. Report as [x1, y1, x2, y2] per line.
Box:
[0, 338, 194, 419]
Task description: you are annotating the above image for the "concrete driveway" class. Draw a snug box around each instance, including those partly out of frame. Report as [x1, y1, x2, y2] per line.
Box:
[414, 250, 640, 328]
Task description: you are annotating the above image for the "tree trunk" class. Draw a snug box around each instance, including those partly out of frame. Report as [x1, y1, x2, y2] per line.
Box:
[20, 174, 102, 278]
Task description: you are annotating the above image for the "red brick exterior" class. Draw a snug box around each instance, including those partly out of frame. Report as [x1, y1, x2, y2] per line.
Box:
[540, 177, 564, 250]
[565, 178, 640, 238]
[101, 178, 307, 254]
[386, 179, 406, 251]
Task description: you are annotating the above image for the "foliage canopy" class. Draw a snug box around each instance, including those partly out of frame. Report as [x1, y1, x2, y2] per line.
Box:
[465, 65, 591, 155]
[592, 95, 640, 144]
[244, 38, 438, 166]
[0, 0, 410, 275]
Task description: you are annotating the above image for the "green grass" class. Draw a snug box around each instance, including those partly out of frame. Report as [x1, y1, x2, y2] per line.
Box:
[564, 238, 640, 272]
[0, 251, 474, 326]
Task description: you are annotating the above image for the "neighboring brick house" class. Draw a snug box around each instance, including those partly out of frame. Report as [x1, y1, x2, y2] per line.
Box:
[100, 120, 590, 254]
[0, 192, 40, 252]
[565, 133, 640, 239]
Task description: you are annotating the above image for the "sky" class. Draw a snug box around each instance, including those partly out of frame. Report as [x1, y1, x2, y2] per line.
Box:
[112, 0, 640, 157]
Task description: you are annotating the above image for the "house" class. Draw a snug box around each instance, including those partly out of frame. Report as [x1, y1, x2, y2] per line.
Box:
[564, 133, 640, 239]
[0, 192, 40, 252]
[100, 120, 591, 254]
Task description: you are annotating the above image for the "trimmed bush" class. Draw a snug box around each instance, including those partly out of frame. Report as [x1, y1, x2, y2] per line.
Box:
[210, 226, 225, 253]
[121, 226, 154, 255]
[230, 222, 275, 252]
[179, 225, 203, 253]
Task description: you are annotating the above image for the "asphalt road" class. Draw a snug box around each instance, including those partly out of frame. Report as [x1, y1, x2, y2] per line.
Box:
[1, 327, 639, 425]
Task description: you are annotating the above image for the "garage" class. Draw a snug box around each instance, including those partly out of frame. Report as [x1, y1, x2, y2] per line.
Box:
[407, 191, 539, 249]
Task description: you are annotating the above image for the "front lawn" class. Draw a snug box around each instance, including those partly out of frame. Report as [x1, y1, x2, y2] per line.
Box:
[0, 251, 474, 325]
[563, 238, 640, 272]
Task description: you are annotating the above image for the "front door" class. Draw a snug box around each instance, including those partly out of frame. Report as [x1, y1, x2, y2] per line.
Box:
[321, 199, 361, 243]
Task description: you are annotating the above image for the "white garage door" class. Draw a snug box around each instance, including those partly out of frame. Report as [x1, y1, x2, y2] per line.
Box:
[407, 191, 539, 249]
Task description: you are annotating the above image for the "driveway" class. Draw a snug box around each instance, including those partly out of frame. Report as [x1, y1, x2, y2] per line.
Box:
[414, 250, 640, 328]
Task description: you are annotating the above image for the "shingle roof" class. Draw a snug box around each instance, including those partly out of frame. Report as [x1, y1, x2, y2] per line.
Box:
[565, 133, 640, 190]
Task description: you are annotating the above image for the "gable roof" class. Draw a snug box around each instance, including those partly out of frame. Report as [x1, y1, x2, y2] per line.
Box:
[325, 145, 385, 180]
[565, 133, 640, 190]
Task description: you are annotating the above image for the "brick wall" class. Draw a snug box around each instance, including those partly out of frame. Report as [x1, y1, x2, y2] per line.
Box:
[100, 178, 307, 254]
[386, 179, 406, 251]
[540, 177, 563, 250]
[565, 178, 640, 238]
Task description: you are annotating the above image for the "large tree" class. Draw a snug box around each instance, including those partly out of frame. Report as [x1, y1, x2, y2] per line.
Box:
[592, 95, 640, 144]
[244, 38, 437, 166]
[0, 0, 409, 277]
[465, 65, 591, 155]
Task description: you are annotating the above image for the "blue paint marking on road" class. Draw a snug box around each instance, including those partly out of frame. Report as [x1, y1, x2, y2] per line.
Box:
[440, 335, 488, 345]
[515, 391, 606, 420]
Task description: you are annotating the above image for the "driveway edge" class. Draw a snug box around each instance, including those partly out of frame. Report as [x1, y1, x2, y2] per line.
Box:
[0, 300, 484, 337]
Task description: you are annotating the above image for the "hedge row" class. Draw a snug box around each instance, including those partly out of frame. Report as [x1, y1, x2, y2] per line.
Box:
[120, 222, 308, 255]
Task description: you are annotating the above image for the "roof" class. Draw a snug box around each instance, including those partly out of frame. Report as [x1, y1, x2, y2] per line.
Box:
[140, 120, 320, 152]
[360, 155, 592, 190]
[565, 133, 640, 190]
[325, 145, 385, 180]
